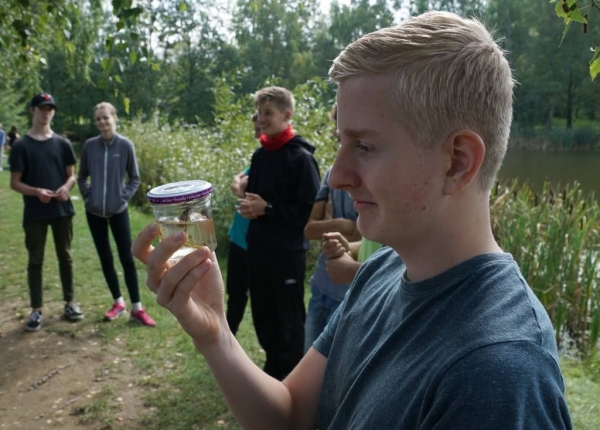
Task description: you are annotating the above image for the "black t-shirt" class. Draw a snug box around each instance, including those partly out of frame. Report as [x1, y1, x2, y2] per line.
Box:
[9, 134, 76, 222]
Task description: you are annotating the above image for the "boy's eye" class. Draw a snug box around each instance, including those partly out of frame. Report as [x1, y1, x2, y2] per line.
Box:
[356, 142, 373, 153]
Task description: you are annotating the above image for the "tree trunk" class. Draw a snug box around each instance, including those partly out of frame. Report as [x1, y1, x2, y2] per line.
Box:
[546, 94, 554, 131]
[566, 70, 573, 130]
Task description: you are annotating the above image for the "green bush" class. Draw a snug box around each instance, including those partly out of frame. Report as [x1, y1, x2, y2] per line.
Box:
[510, 125, 600, 151]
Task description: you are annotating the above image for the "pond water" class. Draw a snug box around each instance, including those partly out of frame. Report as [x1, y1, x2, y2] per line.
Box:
[498, 150, 600, 197]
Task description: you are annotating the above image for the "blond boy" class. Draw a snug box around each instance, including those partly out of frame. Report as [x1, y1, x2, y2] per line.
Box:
[132, 12, 571, 429]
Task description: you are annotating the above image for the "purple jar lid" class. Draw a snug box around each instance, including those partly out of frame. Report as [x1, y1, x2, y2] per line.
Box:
[147, 180, 212, 205]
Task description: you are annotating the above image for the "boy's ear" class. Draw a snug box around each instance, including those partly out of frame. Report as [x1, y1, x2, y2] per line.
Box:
[284, 109, 292, 121]
[442, 130, 485, 195]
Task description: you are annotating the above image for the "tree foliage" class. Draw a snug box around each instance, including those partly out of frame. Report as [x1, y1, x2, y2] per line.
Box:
[1, 0, 598, 141]
[550, 0, 600, 80]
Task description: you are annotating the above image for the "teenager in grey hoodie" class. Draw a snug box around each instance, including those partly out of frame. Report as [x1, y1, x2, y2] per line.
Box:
[78, 102, 155, 326]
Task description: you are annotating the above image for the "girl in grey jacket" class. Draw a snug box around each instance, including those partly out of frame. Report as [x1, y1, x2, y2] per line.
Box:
[78, 102, 155, 326]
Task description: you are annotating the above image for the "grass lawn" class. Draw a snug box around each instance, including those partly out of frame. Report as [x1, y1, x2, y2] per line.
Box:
[0, 168, 598, 429]
[0, 168, 260, 429]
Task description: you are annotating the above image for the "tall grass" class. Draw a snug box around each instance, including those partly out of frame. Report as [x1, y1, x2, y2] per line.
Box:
[491, 180, 600, 356]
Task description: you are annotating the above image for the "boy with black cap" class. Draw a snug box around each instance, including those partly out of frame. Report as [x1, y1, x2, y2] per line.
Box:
[9, 92, 84, 332]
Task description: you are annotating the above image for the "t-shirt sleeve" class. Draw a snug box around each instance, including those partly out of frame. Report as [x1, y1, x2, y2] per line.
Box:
[313, 298, 343, 357]
[8, 140, 25, 172]
[62, 137, 76, 166]
[422, 341, 572, 429]
[315, 168, 331, 202]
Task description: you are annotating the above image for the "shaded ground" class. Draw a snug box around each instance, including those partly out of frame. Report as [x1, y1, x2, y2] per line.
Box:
[0, 299, 149, 430]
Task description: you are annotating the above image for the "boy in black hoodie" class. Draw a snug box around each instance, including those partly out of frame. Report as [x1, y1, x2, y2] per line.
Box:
[237, 86, 320, 380]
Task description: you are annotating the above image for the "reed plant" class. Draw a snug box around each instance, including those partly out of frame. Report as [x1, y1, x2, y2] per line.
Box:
[491, 180, 600, 356]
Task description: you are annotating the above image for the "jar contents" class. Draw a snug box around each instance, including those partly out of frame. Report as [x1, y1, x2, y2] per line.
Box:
[147, 180, 217, 261]
[157, 215, 217, 260]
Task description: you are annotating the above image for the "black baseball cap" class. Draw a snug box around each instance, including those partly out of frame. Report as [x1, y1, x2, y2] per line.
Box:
[30, 93, 57, 109]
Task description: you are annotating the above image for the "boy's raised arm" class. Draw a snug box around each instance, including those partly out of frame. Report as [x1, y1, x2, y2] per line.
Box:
[131, 224, 324, 430]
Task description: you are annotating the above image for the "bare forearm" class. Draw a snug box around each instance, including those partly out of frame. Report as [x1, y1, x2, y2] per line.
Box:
[304, 219, 357, 240]
[11, 178, 40, 197]
[63, 174, 76, 190]
[199, 335, 299, 430]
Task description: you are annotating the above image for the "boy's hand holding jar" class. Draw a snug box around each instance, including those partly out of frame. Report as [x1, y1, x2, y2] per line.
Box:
[132, 225, 227, 349]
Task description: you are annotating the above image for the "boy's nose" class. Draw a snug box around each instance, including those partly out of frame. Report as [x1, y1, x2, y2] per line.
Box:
[328, 147, 359, 191]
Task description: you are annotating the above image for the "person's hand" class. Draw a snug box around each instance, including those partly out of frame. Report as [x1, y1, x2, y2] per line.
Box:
[53, 185, 70, 202]
[36, 188, 55, 204]
[237, 192, 267, 219]
[230, 172, 248, 198]
[321, 232, 351, 259]
[325, 252, 361, 285]
[131, 224, 228, 348]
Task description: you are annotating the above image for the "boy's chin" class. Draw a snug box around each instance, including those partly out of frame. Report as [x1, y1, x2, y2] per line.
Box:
[264, 126, 288, 137]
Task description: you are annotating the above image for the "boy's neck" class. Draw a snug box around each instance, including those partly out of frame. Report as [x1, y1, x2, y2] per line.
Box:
[396, 196, 501, 283]
[27, 124, 53, 141]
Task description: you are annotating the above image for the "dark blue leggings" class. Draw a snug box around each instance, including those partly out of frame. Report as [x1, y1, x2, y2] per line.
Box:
[86, 210, 140, 303]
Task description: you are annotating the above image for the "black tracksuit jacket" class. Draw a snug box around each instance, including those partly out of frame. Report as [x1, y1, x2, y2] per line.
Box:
[245, 135, 320, 252]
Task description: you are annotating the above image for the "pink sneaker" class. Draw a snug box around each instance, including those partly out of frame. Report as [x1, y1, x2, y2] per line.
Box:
[104, 303, 127, 321]
[130, 309, 156, 327]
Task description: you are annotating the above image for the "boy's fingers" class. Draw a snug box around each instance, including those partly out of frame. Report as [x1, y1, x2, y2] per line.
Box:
[156, 247, 213, 307]
[323, 232, 343, 241]
[131, 224, 159, 265]
[321, 239, 340, 250]
[164, 256, 213, 310]
[145, 231, 188, 289]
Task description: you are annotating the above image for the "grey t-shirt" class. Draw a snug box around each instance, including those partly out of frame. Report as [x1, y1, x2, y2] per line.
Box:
[314, 247, 572, 429]
[309, 168, 358, 302]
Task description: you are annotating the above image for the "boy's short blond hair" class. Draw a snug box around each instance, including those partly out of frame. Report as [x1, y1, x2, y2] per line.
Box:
[329, 11, 514, 190]
[254, 86, 295, 115]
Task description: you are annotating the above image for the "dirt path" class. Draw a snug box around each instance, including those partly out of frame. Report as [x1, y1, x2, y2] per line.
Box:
[0, 300, 149, 430]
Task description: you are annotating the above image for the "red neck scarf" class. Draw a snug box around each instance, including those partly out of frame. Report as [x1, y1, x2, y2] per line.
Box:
[259, 124, 294, 151]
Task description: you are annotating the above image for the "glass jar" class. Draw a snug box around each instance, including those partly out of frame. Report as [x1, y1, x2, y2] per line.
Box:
[147, 180, 217, 261]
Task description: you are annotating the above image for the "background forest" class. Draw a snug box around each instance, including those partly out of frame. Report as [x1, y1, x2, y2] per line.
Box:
[1, 0, 599, 145]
